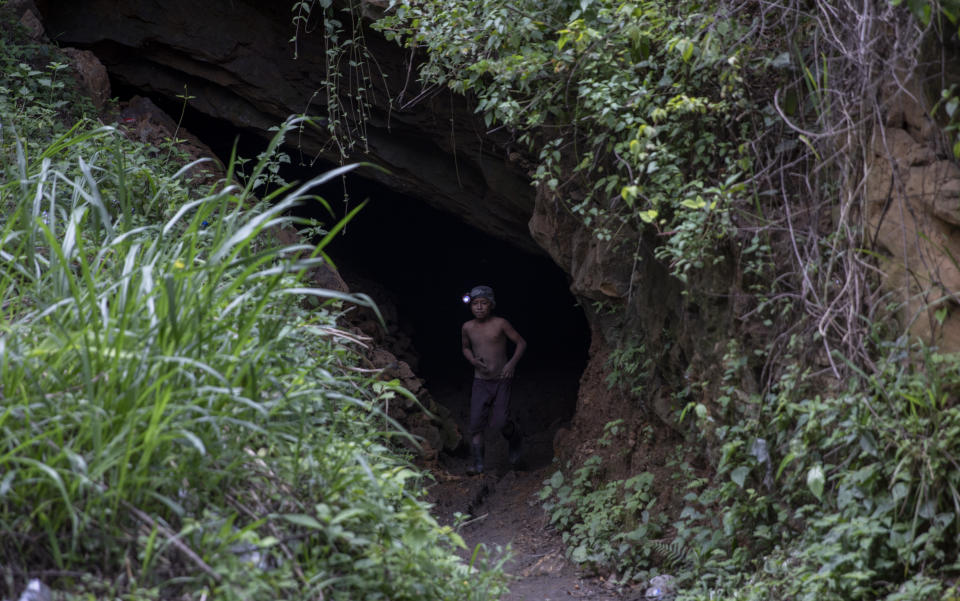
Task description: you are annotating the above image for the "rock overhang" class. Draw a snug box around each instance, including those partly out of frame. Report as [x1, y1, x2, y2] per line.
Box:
[41, 0, 541, 255]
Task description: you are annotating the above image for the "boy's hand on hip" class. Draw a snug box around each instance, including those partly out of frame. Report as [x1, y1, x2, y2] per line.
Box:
[500, 364, 515, 378]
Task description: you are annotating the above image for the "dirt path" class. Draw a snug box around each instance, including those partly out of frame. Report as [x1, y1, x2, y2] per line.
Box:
[426, 431, 627, 601]
[416, 343, 636, 600]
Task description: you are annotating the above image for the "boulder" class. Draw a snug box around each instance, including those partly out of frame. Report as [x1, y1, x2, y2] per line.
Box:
[61, 47, 110, 109]
[117, 96, 221, 183]
[18, 6, 44, 39]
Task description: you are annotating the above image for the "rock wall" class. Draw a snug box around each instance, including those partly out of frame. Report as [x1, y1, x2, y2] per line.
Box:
[530, 182, 718, 462]
[40, 0, 540, 254]
[867, 77, 960, 350]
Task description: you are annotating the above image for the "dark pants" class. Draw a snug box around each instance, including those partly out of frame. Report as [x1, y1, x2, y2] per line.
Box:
[469, 377, 513, 437]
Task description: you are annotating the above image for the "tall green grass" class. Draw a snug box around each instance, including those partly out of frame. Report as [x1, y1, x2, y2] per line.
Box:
[0, 109, 507, 599]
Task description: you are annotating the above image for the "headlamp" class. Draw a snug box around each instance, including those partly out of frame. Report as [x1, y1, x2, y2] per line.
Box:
[461, 294, 471, 304]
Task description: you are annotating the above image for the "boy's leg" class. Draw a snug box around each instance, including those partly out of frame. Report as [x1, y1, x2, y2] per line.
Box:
[468, 379, 497, 474]
[470, 434, 485, 475]
[488, 379, 522, 467]
[501, 419, 523, 467]
[487, 378, 513, 432]
[468, 378, 494, 436]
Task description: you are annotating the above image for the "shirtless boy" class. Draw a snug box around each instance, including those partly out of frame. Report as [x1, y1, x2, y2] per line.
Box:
[461, 285, 527, 474]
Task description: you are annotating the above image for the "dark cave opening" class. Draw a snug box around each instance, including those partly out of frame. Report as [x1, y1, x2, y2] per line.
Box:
[319, 181, 591, 456]
[109, 78, 591, 466]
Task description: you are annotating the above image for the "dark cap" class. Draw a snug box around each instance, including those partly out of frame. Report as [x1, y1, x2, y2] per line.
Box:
[469, 285, 495, 303]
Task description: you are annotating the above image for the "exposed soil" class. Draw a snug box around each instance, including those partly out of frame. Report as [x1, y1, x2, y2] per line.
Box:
[426, 459, 625, 601]
[425, 379, 637, 601]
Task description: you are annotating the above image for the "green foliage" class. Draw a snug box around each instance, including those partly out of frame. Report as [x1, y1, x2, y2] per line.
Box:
[356, 0, 960, 598]
[543, 340, 960, 599]
[934, 84, 960, 161]
[891, 0, 960, 29]
[375, 0, 753, 281]
[0, 19, 95, 154]
[0, 19, 508, 600]
[605, 340, 652, 396]
[897, 0, 960, 161]
[369, 1, 960, 598]
[539, 422, 666, 584]
[0, 117, 507, 600]
[291, 0, 383, 162]
[668, 341, 960, 600]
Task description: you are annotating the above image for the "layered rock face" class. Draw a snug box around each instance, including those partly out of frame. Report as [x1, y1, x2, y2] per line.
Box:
[41, 0, 539, 254]
[867, 80, 960, 350]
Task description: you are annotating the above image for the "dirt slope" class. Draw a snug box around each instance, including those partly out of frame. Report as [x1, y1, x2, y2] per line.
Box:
[426, 434, 630, 601]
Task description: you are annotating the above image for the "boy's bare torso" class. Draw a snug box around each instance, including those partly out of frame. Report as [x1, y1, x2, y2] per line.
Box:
[462, 317, 511, 379]
[462, 295, 525, 380]
[467, 314, 529, 378]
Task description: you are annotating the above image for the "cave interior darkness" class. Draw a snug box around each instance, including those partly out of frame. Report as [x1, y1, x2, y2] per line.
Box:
[113, 80, 590, 467]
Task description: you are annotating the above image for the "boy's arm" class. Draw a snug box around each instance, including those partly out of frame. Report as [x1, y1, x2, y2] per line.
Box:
[461, 323, 485, 369]
[499, 319, 526, 378]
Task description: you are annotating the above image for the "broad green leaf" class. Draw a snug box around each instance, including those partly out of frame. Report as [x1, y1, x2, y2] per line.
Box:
[331, 507, 366, 525]
[776, 451, 796, 479]
[807, 465, 825, 501]
[571, 544, 588, 563]
[550, 470, 564, 488]
[731, 466, 749, 488]
[694, 403, 708, 419]
[638, 209, 658, 223]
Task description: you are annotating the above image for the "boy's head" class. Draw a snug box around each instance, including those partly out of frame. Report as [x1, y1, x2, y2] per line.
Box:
[465, 285, 495, 319]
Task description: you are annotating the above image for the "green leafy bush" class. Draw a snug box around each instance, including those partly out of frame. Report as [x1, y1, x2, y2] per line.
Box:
[0, 12, 95, 148]
[374, 0, 753, 280]
[540, 421, 666, 584]
[541, 340, 960, 599]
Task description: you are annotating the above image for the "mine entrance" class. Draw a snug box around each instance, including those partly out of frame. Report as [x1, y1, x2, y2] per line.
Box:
[109, 82, 590, 469]
[318, 178, 590, 470]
